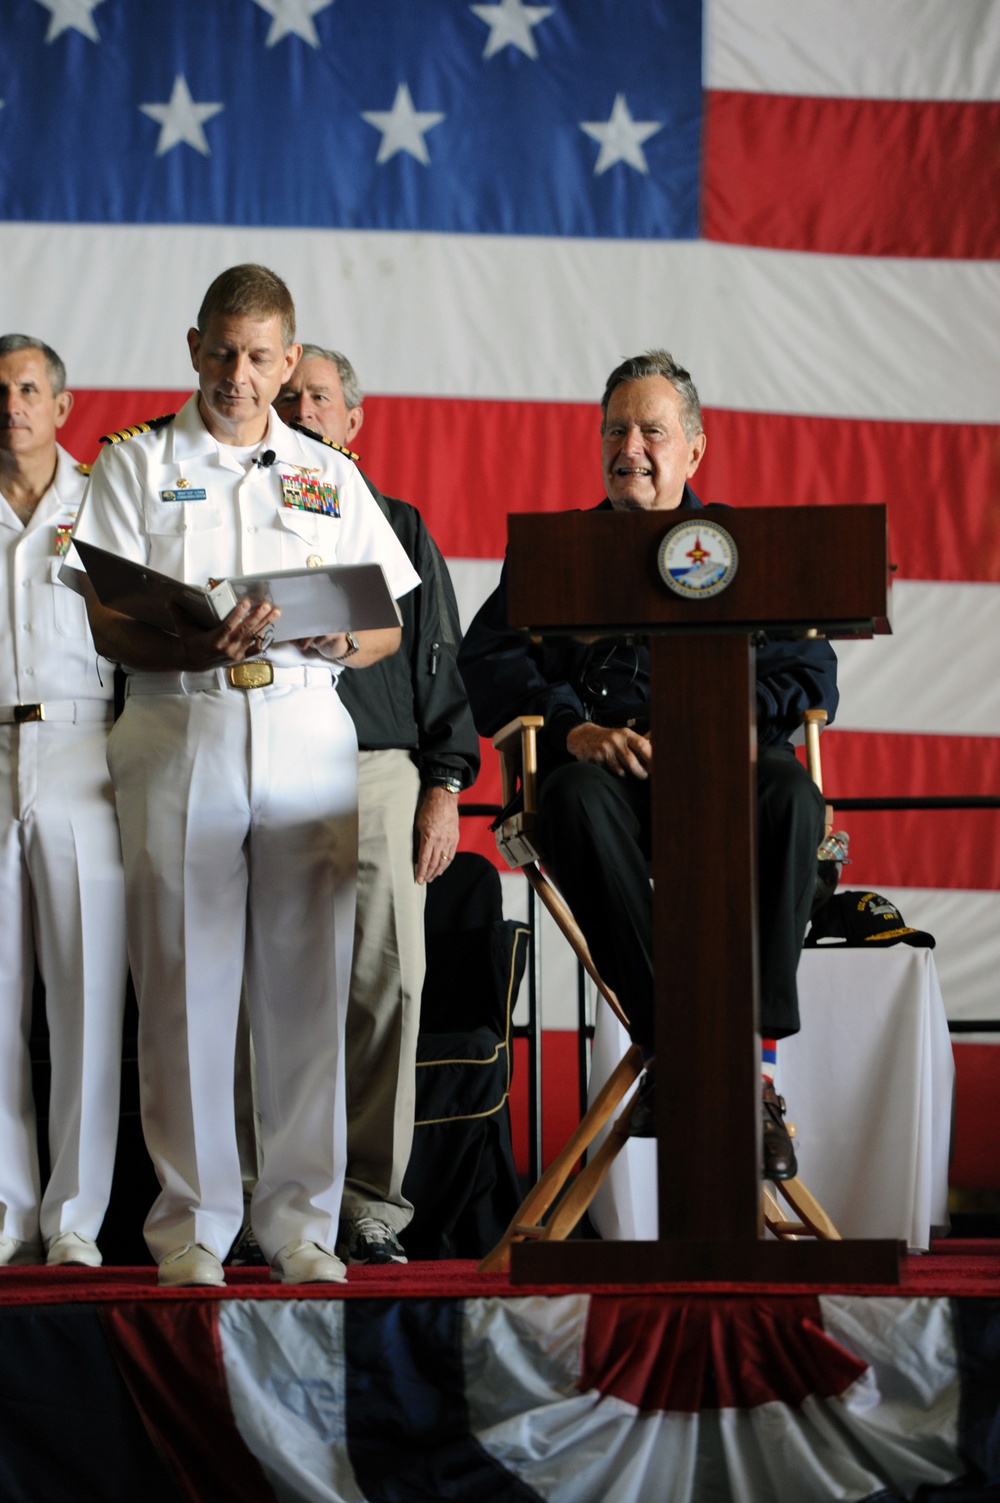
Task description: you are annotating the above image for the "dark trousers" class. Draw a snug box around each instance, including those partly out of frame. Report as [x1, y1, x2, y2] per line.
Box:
[535, 745, 824, 1049]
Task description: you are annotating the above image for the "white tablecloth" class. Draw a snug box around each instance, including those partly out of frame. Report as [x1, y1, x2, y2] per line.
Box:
[588, 946, 954, 1251]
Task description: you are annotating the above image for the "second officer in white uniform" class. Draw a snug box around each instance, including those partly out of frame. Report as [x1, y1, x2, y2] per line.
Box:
[73, 265, 419, 1287]
[0, 334, 128, 1270]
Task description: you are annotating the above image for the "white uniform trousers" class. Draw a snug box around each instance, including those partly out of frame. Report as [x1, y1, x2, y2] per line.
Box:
[108, 673, 358, 1264]
[0, 715, 127, 1244]
[340, 749, 426, 1234]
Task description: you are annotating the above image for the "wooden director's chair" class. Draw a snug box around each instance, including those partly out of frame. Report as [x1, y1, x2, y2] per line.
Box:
[479, 709, 839, 1275]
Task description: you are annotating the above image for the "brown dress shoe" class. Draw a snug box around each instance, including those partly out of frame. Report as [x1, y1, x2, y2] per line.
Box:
[762, 1079, 798, 1181]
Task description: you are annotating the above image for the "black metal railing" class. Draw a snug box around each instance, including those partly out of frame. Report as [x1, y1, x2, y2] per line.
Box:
[827, 796, 1000, 812]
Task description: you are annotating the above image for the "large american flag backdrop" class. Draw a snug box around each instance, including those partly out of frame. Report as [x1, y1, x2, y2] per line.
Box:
[2, 0, 998, 1151]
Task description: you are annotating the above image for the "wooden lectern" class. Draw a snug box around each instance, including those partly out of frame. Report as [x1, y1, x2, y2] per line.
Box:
[505, 503, 901, 1285]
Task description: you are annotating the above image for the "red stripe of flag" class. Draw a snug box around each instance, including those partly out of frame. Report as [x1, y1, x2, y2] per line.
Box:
[822, 730, 1000, 800]
[819, 730, 1000, 890]
[60, 390, 602, 564]
[822, 805, 997, 891]
[62, 391, 190, 460]
[63, 393, 1000, 584]
[703, 91, 1000, 260]
[699, 409, 1000, 585]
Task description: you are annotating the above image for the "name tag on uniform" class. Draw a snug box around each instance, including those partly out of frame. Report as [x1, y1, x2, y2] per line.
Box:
[281, 474, 340, 518]
[160, 488, 208, 502]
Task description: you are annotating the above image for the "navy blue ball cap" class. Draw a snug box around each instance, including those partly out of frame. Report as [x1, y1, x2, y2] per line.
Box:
[806, 890, 935, 949]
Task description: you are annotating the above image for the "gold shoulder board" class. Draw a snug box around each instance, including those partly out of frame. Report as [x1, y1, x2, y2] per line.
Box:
[100, 413, 176, 446]
[290, 420, 359, 463]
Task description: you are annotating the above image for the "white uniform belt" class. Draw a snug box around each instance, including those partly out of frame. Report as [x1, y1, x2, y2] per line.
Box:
[0, 699, 113, 725]
[125, 661, 335, 696]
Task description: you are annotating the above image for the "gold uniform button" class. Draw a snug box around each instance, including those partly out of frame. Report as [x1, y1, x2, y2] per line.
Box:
[306, 554, 323, 568]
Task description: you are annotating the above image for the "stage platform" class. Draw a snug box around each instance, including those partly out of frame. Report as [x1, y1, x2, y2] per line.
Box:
[4, 1246, 1000, 1502]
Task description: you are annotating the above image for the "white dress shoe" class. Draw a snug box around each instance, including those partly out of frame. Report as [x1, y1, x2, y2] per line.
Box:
[157, 1243, 225, 1288]
[0, 1234, 41, 1268]
[270, 1241, 346, 1285]
[46, 1232, 103, 1268]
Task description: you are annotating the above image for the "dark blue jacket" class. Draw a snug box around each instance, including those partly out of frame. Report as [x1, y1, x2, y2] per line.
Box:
[458, 489, 838, 766]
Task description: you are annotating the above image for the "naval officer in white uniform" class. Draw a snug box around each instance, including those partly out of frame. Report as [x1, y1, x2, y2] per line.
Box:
[0, 334, 128, 1270]
[73, 265, 419, 1287]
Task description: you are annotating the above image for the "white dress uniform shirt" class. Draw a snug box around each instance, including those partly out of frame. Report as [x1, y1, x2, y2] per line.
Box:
[0, 445, 127, 1252]
[1, 446, 108, 703]
[71, 397, 419, 1265]
[75, 394, 416, 665]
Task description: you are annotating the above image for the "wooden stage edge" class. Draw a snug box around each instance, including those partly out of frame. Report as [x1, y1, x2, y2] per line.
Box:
[511, 1239, 904, 1286]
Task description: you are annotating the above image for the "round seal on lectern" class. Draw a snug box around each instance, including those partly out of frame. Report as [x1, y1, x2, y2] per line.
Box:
[657, 519, 738, 600]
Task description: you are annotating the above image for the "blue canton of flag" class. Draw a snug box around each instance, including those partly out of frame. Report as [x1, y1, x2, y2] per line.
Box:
[0, 0, 702, 237]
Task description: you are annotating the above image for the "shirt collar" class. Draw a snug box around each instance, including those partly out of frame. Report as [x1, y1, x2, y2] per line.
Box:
[167, 393, 294, 469]
[598, 482, 704, 512]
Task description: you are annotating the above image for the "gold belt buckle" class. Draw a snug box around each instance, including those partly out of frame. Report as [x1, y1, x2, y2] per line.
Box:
[14, 704, 45, 723]
[227, 661, 274, 690]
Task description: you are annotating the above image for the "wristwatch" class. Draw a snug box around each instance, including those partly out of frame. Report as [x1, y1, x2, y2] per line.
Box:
[334, 631, 360, 662]
[427, 775, 463, 795]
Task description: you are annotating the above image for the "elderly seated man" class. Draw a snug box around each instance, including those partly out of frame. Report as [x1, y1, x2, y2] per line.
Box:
[458, 349, 836, 1178]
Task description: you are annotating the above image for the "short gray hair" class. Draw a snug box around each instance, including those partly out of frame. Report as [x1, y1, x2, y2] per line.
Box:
[0, 333, 67, 395]
[601, 349, 703, 441]
[298, 344, 364, 411]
